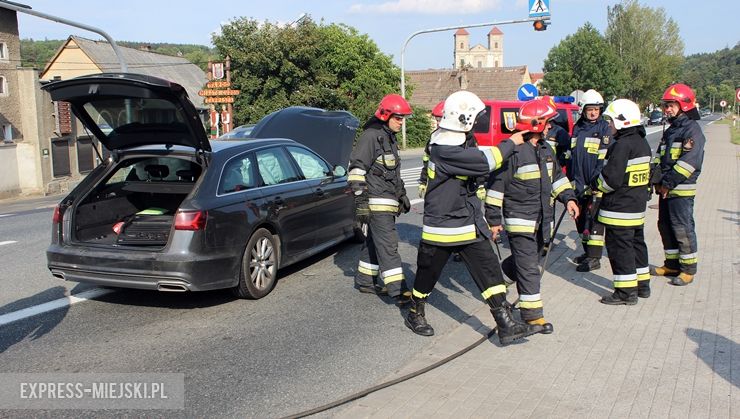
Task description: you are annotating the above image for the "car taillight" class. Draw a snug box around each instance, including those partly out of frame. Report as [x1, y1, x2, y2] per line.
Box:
[174, 210, 207, 231]
[52, 205, 64, 224]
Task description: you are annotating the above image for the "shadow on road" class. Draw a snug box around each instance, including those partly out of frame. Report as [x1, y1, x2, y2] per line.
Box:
[686, 327, 739, 389]
[0, 286, 69, 353]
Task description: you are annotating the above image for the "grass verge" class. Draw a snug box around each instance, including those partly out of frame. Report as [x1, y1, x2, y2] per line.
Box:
[714, 118, 740, 145]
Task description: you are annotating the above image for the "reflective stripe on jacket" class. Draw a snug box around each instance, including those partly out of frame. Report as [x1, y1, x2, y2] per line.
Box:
[654, 114, 705, 198]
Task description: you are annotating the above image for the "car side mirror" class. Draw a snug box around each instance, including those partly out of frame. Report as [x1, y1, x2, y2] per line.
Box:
[332, 165, 347, 177]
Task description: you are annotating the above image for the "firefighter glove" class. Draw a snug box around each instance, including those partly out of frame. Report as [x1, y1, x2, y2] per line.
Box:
[418, 183, 427, 199]
[399, 195, 411, 215]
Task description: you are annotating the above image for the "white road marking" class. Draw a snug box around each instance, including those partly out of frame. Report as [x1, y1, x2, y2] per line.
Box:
[0, 241, 18, 246]
[0, 288, 113, 327]
[0, 213, 14, 218]
[35, 204, 58, 210]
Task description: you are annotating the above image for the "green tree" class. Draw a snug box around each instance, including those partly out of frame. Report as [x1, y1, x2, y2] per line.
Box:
[606, 0, 684, 105]
[680, 43, 739, 109]
[212, 17, 421, 147]
[541, 23, 625, 99]
[405, 106, 433, 148]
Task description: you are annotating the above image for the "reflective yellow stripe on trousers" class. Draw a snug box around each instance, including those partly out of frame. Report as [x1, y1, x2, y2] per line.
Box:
[422, 224, 477, 244]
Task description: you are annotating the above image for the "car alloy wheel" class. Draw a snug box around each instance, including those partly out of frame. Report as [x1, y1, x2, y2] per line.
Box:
[233, 228, 279, 299]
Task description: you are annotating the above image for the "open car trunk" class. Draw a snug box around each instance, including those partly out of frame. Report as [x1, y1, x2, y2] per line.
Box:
[72, 155, 202, 247]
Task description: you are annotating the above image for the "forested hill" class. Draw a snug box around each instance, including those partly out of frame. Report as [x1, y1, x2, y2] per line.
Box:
[19, 39, 215, 71]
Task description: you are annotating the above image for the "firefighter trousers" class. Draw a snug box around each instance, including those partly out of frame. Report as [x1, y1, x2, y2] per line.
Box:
[575, 195, 605, 259]
[605, 227, 649, 299]
[501, 229, 545, 322]
[657, 196, 698, 275]
[412, 240, 507, 308]
[355, 212, 406, 297]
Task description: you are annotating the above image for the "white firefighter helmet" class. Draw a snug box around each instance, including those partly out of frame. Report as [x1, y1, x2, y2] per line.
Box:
[578, 89, 605, 114]
[438, 90, 486, 133]
[603, 99, 642, 130]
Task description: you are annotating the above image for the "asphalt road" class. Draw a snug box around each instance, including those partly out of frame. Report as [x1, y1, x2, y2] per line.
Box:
[0, 116, 719, 417]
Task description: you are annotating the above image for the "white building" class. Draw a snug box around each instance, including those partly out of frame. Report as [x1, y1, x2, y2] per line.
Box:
[453, 27, 504, 69]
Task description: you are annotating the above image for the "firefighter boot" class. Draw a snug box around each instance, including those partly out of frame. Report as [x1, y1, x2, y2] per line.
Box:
[653, 265, 680, 277]
[670, 273, 694, 286]
[600, 292, 638, 305]
[527, 318, 554, 334]
[638, 283, 651, 298]
[491, 305, 542, 345]
[405, 299, 434, 336]
[573, 253, 588, 264]
[576, 257, 601, 272]
[394, 289, 412, 307]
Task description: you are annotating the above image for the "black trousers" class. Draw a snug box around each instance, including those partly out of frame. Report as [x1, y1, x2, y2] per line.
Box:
[657, 196, 697, 274]
[575, 195, 605, 259]
[412, 239, 507, 308]
[501, 229, 545, 322]
[355, 212, 405, 297]
[605, 227, 649, 299]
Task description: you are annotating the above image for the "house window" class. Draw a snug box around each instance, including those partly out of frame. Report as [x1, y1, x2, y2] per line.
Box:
[495, 61, 499, 67]
[459, 42, 463, 49]
[477, 61, 482, 68]
[0, 42, 7, 61]
[0, 75, 6, 96]
[2, 125, 12, 143]
[495, 42, 498, 49]
[460, 59, 465, 67]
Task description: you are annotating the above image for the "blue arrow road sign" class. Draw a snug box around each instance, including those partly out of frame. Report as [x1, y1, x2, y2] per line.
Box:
[518, 83, 539, 101]
[529, 0, 550, 18]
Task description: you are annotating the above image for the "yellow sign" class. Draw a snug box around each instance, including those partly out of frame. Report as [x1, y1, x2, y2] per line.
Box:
[198, 89, 240, 97]
[204, 97, 235, 104]
[207, 81, 231, 89]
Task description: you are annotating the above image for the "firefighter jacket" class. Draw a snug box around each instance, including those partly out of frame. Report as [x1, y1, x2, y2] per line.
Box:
[421, 139, 515, 246]
[653, 114, 705, 198]
[546, 123, 571, 170]
[485, 138, 576, 240]
[348, 119, 406, 213]
[570, 118, 611, 195]
[593, 126, 652, 229]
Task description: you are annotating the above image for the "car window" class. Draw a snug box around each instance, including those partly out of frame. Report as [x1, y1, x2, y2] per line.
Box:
[286, 146, 330, 180]
[255, 147, 300, 186]
[219, 154, 257, 194]
[472, 105, 491, 134]
[105, 157, 200, 185]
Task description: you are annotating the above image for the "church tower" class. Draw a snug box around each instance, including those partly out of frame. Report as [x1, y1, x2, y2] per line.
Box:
[487, 26, 504, 68]
[453, 28, 469, 69]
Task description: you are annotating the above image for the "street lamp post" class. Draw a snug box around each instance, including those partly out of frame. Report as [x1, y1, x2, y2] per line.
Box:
[399, 16, 549, 149]
[0, 0, 128, 72]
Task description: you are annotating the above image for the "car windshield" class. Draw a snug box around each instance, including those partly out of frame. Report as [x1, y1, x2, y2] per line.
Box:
[82, 98, 189, 138]
[650, 110, 663, 118]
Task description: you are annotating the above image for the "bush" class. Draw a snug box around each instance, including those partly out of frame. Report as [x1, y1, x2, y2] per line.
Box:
[403, 105, 433, 149]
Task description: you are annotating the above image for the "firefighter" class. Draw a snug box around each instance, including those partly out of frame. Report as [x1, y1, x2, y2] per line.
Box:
[593, 99, 652, 304]
[404, 90, 544, 345]
[486, 98, 580, 332]
[652, 84, 705, 286]
[570, 89, 611, 272]
[417, 100, 444, 199]
[545, 117, 571, 171]
[348, 94, 413, 305]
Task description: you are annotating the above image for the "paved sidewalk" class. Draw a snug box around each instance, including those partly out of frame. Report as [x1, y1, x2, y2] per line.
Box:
[338, 123, 739, 418]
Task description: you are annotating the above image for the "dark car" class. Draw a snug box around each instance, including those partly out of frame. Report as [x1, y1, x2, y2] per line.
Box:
[647, 109, 664, 125]
[218, 124, 255, 140]
[43, 73, 360, 299]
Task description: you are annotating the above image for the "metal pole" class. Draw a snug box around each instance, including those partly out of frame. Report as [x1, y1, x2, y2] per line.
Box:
[399, 16, 549, 148]
[0, 0, 128, 72]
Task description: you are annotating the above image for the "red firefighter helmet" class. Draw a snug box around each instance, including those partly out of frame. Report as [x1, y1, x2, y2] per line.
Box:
[431, 100, 445, 118]
[515, 97, 558, 133]
[374, 94, 412, 121]
[661, 83, 696, 112]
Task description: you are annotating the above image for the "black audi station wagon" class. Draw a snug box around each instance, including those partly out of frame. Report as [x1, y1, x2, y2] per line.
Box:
[44, 73, 360, 299]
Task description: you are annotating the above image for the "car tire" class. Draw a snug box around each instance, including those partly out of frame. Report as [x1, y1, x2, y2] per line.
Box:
[232, 228, 279, 299]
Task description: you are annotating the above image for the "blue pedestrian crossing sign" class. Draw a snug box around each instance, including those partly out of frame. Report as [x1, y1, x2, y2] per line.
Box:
[517, 83, 539, 101]
[529, 0, 550, 18]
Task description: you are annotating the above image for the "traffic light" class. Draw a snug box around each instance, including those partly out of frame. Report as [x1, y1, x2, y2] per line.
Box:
[533, 20, 548, 31]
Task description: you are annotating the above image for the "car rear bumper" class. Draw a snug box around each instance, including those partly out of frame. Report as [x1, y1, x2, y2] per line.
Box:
[47, 244, 239, 292]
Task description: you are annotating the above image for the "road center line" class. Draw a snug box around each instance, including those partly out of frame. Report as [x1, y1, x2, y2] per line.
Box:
[0, 214, 14, 218]
[0, 241, 18, 246]
[0, 288, 113, 327]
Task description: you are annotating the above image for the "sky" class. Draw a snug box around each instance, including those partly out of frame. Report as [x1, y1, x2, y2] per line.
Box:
[11, 0, 739, 73]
